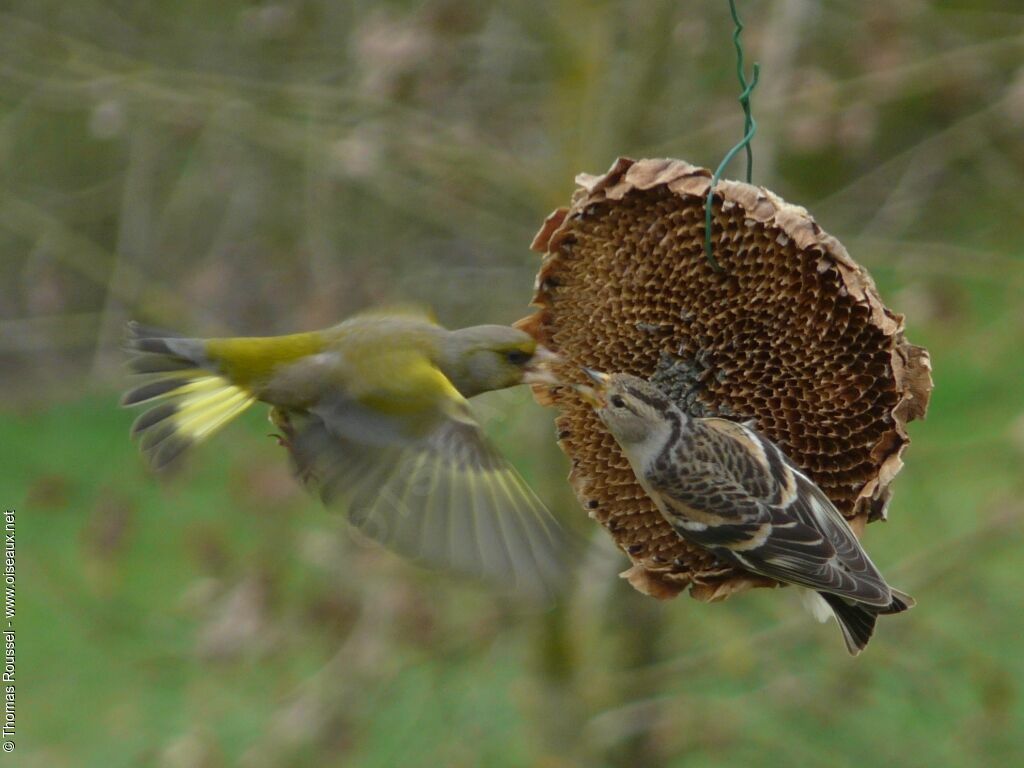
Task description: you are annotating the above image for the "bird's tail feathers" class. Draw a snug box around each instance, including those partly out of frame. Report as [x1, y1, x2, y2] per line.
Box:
[879, 587, 915, 614]
[122, 322, 256, 470]
[820, 592, 877, 656]
[819, 585, 914, 655]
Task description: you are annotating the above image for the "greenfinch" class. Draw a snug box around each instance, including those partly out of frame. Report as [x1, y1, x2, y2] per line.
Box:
[121, 310, 566, 599]
[576, 370, 913, 654]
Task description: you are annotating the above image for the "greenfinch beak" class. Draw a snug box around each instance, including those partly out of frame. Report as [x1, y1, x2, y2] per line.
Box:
[522, 345, 561, 386]
[575, 367, 609, 408]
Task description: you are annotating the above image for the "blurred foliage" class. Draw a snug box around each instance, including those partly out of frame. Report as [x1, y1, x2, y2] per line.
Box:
[3, 0, 1024, 766]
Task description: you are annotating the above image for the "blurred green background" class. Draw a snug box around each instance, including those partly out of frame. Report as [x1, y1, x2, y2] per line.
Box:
[3, 1, 1024, 766]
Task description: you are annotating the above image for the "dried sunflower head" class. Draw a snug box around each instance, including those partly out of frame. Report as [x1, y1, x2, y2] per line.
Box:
[517, 157, 932, 602]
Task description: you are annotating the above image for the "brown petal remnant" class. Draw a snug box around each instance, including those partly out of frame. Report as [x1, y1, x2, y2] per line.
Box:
[517, 157, 932, 602]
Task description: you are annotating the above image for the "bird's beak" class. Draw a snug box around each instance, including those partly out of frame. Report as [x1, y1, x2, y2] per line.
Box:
[522, 345, 561, 386]
[575, 367, 609, 408]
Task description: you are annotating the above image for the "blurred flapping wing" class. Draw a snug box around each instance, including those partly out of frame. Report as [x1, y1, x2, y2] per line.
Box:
[283, 402, 568, 602]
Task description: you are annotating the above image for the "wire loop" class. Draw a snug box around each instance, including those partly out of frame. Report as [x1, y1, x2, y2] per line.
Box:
[704, 0, 760, 273]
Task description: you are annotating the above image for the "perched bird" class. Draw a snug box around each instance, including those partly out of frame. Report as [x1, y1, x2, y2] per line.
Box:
[575, 369, 913, 654]
[120, 309, 567, 600]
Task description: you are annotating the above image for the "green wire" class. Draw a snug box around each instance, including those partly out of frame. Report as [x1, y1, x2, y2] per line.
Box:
[704, 0, 761, 273]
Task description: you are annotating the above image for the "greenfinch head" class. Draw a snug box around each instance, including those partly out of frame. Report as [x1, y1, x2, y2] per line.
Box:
[439, 325, 558, 398]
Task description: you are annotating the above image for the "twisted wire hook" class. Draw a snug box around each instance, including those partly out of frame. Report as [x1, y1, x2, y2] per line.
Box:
[704, 0, 761, 273]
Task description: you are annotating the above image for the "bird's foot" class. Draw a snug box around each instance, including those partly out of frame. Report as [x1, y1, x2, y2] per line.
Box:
[268, 407, 297, 448]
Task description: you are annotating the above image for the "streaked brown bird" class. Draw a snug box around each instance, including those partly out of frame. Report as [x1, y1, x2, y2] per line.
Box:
[576, 369, 913, 654]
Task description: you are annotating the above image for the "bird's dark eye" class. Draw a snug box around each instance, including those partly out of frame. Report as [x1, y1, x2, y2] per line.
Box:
[610, 395, 627, 408]
[506, 350, 532, 366]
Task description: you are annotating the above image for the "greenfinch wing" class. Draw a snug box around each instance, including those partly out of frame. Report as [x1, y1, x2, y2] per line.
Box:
[282, 406, 569, 602]
[346, 303, 439, 324]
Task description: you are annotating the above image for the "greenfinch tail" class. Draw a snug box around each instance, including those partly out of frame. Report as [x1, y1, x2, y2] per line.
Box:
[122, 323, 257, 470]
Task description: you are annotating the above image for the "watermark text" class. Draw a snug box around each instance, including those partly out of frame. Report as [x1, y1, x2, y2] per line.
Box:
[3, 508, 15, 754]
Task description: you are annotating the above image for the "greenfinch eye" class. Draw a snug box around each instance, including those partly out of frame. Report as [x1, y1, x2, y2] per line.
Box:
[505, 350, 532, 366]
[610, 395, 627, 408]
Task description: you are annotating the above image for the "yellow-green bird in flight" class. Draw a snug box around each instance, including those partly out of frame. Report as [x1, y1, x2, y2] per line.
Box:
[121, 310, 567, 600]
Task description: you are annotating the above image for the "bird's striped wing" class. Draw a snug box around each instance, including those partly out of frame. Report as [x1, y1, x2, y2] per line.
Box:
[650, 418, 892, 606]
[749, 478, 892, 606]
[283, 405, 568, 602]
